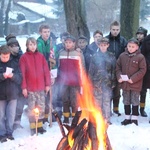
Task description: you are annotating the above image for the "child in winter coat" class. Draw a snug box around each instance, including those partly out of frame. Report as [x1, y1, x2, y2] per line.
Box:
[0, 45, 22, 142]
[57, 35, 85, 124]
[37, 24, 56, 123]
[89, 37, 116, 124]
[116, 38, 146, 126]
[5, 34, 26, 130]
[19, 37, 50, 135]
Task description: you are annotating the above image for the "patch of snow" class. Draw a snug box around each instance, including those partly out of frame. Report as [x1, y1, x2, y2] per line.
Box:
[17, 2, 58, 19]
[1, 36, 150, 150]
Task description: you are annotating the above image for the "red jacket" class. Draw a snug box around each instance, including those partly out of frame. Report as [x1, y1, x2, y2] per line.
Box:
[19, 50, 50, 92]
[57, 49, 85, 86]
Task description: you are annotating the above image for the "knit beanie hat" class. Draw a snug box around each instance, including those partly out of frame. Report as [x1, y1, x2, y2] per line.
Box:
[0, 45, 11, 54]
[128, 37, 139, 45]
[78, 35, 88, 42]
[136, 27, 148, 37]
[97, 37, 109, 45]
[64, 35, 76, 42]
[5, 34, 19, 46]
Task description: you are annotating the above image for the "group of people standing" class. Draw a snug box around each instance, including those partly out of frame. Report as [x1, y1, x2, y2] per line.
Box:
[0, 20, 149, 143]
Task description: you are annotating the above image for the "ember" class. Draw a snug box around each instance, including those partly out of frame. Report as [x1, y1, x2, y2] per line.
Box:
[55, 59, 112, 150]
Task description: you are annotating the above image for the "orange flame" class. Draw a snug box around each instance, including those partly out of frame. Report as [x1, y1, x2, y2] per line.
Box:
[68, 57, 107, 150]
[33, 108, 39, 117]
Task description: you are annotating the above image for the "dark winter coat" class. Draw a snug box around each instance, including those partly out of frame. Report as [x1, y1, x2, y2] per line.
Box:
[0, 57, 22, 100]
[19, 50, 50, 92]
[81, 45, 94, 72]
[116, 49, 146, 92]
[141, 34, 150, 88]
[89, 50, 116, 89]
[105, 33, 127, 59]
[88, 42, 98, 53]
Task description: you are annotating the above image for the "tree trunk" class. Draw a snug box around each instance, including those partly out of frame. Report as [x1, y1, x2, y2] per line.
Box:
[0, 0, 5, 37]
[120, 0, 140, 40]
[63, 0, 90, 41]
[4, 0, 12, 36]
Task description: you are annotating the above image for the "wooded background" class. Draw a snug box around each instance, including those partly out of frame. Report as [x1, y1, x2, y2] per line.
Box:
[0, 0, 149, 40]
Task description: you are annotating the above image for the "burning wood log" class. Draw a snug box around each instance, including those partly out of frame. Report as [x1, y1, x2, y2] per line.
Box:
[55, 110, 113, 150]
[72, 118, 87, 139]
[88, 122, 98, 150]
[52, 110, 66, 137]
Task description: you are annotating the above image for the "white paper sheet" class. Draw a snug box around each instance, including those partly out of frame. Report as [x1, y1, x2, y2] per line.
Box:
[51, 69, 57, 79]
[120, 75, 129, 81]
[5, 67, 13, 75]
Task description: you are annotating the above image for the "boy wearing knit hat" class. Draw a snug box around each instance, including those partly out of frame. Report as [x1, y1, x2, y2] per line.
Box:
[135, 27, 149, 117]
[116, 38, 146, 126]
[0, 45, 22, 142]
[5, 34, 25, 130]
[77, 35, 94, 72]
[57, 35, 85, 124]
[89, 37, 116, 125]
[136, 27, 148, 48]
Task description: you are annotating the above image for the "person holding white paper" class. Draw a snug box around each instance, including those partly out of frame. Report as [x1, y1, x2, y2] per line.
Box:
[0, 45, 22, 142]
[116, 38, 146, 126]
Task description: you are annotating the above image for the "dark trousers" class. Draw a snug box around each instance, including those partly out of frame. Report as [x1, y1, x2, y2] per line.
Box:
[112, 83, 120, 111]
[140, 87, 147, 108]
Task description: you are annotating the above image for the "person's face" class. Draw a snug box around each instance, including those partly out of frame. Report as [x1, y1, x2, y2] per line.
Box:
[40, 28, 50, 41]
[110, 25, 120, 37]
[94, 33, 103, 44]
[27, 41, 37, 52]
[8, 44, 19, 55]
[0, 53, 10, 62]
[136, 33, 145, 42]
[98, 43, 109, 53]
[64, 40, 75, 50]
[127, 43, 139, 53]
[77, 39, 88, 50]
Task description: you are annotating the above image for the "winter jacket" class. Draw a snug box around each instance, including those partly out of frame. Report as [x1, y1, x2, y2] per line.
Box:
[116, 49, 146, 92]
[89, 50, 116, 89]
[37, 36, 51, 63]
[88, 42, 98, 53]
[19, 50, 50, 92]
[0, 57, 22, 100]
[105, 33, 127, 59]
[141, 34, 150, 88]
[57, 48, 85, 86]
[81, 45, 94, 72]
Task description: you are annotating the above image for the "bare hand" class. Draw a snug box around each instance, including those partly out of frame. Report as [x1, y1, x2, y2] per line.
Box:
[51, 78, 55, 85]
[3, 73, 8, 79]
[45, 86, 50, 95]
[118, 78, 123, 83]
[127, 79, 133, 84]
[7, 73, 13, 78]
[22, 89, 28, 98]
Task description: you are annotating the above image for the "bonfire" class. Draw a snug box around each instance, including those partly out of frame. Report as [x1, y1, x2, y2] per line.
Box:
[54, 58, 112, 150]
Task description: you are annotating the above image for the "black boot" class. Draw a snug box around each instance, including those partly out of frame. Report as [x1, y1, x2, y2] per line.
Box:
[38, 127, 46, 134]
[0, 135, 7, 143]
[121, 119, 131, 125]
[121, 105, 131, 125]
[140, 108, 147, 117]
[131, 120, 138, 126]
[63, 117, 69, 124]
[113, 110, 121, 116]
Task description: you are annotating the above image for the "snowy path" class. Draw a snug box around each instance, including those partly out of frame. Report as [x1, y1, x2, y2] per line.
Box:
[1, 91, 150, 150]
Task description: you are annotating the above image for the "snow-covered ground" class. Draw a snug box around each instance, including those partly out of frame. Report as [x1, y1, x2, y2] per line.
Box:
[1, 91, 150, 150]
[1, 36, 150, 150]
